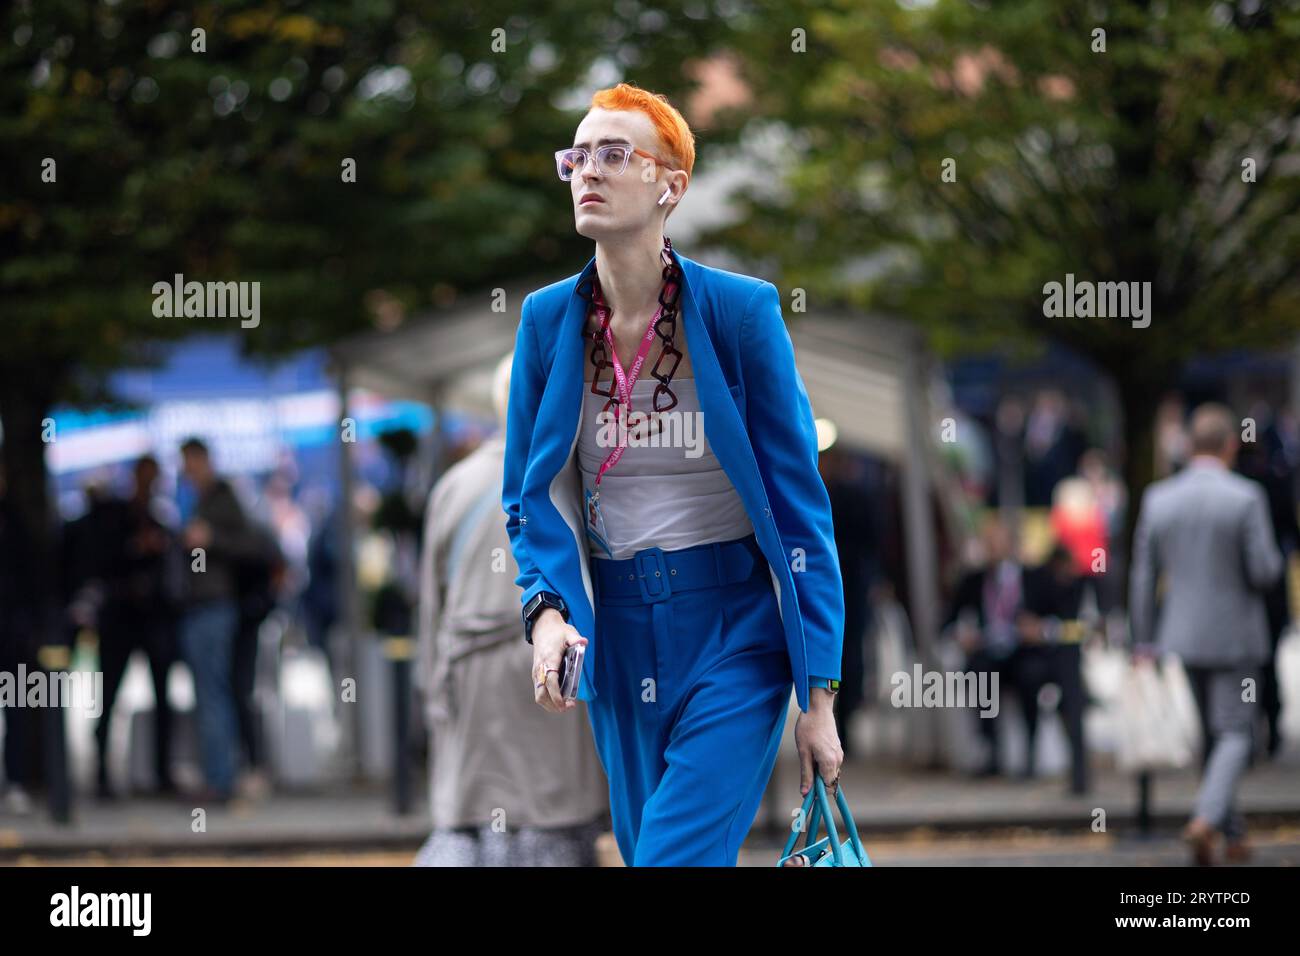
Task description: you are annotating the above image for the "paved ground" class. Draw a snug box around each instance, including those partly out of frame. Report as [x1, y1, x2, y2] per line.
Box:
[10, 827, 1300, 867]
[3, 742, 1299, 865]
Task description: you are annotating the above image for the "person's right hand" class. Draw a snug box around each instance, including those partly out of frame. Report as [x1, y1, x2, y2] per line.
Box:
[531, 608, 588, 714]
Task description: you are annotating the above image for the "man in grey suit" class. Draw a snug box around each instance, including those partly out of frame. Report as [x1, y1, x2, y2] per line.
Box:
[1129, 402, 1283, 864]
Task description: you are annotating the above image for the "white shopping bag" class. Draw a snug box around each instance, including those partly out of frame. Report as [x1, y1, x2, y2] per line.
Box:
[268, 645, 341, 787]
[1115, 654, 1201, 772]
[1159, 653, 1203, 756]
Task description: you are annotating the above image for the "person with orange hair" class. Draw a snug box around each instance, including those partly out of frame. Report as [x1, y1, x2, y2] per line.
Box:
[503, 83, 846, 866]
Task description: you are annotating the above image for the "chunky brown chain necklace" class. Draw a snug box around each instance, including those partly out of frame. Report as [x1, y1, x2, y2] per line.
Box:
[581, 236, 683, 433]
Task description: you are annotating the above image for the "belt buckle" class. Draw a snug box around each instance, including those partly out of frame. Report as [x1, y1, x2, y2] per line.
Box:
[634, 547, 672, 603]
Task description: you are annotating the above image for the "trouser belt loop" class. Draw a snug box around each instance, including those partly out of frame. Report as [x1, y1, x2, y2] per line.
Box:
[635, 547, 670, 603]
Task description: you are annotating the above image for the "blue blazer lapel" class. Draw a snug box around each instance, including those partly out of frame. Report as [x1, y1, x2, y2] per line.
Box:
[532, 255, 595, 482]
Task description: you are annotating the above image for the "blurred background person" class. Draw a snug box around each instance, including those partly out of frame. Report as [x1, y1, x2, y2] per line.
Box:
[1154, 393, 1190, 478]
[300, 496, 342, 674]
[60, 478, 115, 796]
[943, 511, 1033, 778]
[1129, 402, 1283, 865]
[1020, 544, 1094, 794]
[231, 515, 285, 801]
[259, 468, 311, 602]
[1077, 449, 1126, 543]
[1048, 475, 1107, 578]
[90, 455, 180, 799]
[1022, 390, 1087, 508]
[177, 437, 261, 805]
[413, 354, 607, 866]
[1076, 448, 1127, 613]
[819, 445, 879, 759]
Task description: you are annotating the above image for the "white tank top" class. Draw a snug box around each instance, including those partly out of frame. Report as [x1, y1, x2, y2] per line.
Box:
[576, 377, 754, 560]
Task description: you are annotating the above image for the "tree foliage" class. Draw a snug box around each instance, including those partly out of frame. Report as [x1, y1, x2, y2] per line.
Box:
[715, 0, 1300, 380]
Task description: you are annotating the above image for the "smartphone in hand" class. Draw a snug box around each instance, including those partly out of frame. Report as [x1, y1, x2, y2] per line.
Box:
[558, 643, 585, 702]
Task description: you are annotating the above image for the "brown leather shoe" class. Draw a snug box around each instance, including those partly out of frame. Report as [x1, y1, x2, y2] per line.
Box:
[1181, 818, 1217, 866]
[1224, 838, 1252, 863]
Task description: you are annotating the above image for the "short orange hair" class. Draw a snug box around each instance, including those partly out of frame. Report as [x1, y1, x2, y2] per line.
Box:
[589, 83, 695, 178]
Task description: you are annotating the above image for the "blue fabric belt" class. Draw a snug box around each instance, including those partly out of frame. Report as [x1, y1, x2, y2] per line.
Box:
[592, 534, 765, 604]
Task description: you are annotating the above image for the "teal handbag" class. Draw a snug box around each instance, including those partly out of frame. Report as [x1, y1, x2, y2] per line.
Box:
[776, 775, 873, 867]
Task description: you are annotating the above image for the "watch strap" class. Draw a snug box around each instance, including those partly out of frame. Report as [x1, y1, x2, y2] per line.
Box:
[523, 591, 567, 644]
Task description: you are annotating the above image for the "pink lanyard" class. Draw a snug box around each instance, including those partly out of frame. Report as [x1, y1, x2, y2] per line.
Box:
[591, 297, 665, 486]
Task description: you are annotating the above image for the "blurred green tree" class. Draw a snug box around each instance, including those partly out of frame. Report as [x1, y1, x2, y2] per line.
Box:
[712, 0, 1300, 552]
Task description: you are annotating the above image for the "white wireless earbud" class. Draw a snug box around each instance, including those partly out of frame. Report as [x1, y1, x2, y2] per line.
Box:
[658, 188, 672, 206]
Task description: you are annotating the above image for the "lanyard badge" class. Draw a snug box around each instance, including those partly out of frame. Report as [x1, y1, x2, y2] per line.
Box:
[584, 486, 613, 558]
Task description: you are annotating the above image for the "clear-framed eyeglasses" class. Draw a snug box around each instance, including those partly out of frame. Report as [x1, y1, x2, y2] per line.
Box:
[555, 144, 675, 181]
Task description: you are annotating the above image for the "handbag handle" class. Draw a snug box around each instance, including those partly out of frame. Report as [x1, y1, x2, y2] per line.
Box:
[828, 778, 868, 864]
[780, 773, 868, 866]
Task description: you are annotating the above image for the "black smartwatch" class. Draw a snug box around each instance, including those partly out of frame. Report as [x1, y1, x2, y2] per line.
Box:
[523, 591, 568, 644]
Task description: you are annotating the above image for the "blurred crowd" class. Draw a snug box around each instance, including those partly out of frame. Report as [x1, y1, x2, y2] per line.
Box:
[0, 438, 346, 812]
[2, 378, 1296, 869]
[928, 391, 1297, 862]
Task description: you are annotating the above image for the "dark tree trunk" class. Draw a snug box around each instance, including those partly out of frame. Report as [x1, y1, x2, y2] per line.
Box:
[0, 364, 62, 650]
[1114, 367, 1174, 609]
[0, 363, 68, 801]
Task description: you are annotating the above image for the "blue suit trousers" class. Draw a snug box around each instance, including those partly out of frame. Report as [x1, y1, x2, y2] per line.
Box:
[586, 536, 794, 866]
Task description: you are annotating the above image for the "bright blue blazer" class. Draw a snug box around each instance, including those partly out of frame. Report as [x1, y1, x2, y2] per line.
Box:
[502, 246, 845, 713]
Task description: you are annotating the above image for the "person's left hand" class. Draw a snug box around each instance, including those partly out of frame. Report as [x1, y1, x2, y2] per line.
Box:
[786, 695, 843, 866]
[795, 690, 843, 798]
